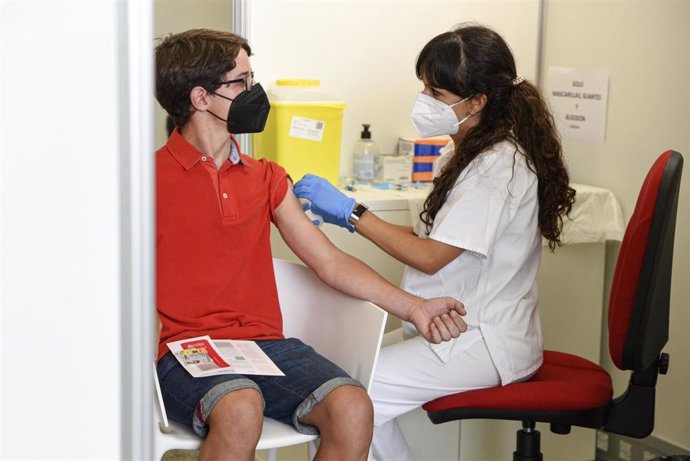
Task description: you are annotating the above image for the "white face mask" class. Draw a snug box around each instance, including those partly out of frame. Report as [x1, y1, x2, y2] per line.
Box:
[410, 92, 473, 138]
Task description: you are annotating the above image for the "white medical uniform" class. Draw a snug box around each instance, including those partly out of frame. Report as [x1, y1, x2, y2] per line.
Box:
[370, 140, 543, 460]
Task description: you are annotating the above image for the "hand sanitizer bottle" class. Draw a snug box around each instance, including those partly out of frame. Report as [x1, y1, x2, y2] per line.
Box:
[352, 124, 378, 185]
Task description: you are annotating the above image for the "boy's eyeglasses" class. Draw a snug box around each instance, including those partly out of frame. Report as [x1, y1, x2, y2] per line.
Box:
[219, 71, 254, 91]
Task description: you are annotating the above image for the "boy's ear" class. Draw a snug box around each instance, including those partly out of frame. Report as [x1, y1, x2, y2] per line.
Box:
[189, 86, 210, 111]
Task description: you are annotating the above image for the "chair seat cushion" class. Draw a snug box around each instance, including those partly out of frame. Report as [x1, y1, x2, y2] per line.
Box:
[423, 351, 613, 413]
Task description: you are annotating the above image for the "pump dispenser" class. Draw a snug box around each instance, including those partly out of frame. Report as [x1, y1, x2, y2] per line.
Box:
[352, 124, 378, 184]
[360, 124, 372, 140]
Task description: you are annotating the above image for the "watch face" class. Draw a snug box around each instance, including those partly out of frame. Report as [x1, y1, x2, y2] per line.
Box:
[349, 203, 367, 226]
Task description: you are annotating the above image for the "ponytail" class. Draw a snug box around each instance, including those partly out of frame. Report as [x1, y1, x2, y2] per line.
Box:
[507, 81, 576, 250]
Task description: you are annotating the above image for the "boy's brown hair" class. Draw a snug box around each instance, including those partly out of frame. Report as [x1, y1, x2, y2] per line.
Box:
[155, 29, 251, 127]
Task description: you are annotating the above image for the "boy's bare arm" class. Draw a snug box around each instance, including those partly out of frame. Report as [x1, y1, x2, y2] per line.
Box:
[274, 183, 466, 343]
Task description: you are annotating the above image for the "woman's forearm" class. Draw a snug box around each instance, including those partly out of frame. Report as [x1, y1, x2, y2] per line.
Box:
[354, 210, 463, 275]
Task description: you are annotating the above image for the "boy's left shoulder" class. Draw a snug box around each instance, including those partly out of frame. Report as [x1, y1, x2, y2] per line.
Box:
[240, 154, 290, 183]
[239, 154, 276, 169]
[238, 154, 270, 171]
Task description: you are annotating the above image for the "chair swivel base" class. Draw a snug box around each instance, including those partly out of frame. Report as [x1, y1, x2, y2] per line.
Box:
[514, 422, 543, 461]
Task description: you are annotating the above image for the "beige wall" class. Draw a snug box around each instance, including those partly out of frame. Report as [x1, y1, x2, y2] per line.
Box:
[153, 0, 233, 147]
[249, 0, 541, 176]
[544, 0, 690, 449]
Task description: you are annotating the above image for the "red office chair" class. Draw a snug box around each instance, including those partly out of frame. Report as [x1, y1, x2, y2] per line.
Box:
[423, 150, 684, 461]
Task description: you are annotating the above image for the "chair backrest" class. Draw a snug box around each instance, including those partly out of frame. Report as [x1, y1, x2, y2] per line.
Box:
[273, 258, 388, 391]
[608, 150, 683, 371]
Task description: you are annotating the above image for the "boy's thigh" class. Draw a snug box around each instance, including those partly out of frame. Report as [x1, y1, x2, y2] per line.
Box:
[254, 338, 364, 434]
[156, 351, 262, 437]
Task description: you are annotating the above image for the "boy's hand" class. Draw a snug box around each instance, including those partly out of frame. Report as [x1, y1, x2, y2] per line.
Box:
[408, 298, 467, 344]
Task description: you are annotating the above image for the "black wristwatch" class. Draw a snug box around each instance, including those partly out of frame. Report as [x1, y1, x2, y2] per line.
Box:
[348, 202, 369, 231]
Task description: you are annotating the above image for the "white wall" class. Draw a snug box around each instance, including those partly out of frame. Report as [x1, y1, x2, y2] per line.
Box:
[1, 1, 130, 458]
[544, 0, 690, 450]
[249, 0, 541, 178]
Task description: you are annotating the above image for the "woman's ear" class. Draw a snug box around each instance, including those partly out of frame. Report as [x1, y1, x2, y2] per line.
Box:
[471, 93, 488, 113]
[189, 86, 210, 111]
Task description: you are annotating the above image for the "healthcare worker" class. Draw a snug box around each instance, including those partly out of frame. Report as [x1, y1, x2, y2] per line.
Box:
[294, 24, 576, 460]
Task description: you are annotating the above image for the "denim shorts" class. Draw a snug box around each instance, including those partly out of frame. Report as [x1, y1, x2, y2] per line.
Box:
[156, 337, 363, 437]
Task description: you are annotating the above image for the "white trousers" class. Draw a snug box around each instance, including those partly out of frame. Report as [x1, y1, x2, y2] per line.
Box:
[368, 330, 500, 461]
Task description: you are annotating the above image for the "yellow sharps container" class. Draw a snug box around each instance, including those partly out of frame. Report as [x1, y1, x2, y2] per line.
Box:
[253, 80, 346, 185]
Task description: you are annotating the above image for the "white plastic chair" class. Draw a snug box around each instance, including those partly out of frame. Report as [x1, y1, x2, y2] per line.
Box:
[153, 258, 388, 461]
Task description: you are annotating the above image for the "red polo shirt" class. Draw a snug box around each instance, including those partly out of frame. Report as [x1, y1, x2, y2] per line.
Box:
[156, 129, 289, 360]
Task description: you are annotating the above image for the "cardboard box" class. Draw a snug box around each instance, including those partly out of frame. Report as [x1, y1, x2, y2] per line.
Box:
[399, 137, 451, 182]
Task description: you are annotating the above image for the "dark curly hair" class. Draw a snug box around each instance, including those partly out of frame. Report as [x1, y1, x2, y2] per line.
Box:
[417, 24, 575, 251]
[155, 29, 251, 127]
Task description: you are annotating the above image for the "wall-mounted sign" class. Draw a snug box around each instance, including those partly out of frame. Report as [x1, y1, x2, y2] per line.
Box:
[546, 67, 610, 143]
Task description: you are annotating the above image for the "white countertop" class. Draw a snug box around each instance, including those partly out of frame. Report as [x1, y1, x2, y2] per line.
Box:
[341, 184, 432, 211]
[342, 183, 625, 244]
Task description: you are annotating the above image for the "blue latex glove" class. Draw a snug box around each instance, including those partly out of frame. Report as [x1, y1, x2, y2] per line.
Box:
[293, 174, 356, 231]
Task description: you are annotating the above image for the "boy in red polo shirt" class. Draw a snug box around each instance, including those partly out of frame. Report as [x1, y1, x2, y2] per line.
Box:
[155, 29, 467, 461]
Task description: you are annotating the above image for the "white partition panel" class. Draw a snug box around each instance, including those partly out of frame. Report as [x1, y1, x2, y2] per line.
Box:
[1, 0, 154, 458]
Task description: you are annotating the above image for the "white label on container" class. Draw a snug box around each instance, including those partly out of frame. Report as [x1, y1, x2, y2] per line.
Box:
[376, 155, 413, 182]
[289, 116, 325, 142]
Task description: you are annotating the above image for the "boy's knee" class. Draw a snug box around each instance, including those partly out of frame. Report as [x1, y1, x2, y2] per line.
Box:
[310, 385, 373, 455]
[316, 385, 374, 428]
[200, 388, 264, 458]
[207, 387, 264, 432]
[343, 386, 374, 424]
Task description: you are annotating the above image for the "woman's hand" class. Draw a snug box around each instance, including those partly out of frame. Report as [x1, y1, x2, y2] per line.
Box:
[408, 298, 467, 343]
[293, 174, 356, 230]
